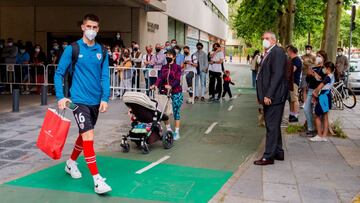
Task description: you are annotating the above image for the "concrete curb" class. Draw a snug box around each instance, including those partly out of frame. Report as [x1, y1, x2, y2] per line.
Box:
[210, 138, 265, 203]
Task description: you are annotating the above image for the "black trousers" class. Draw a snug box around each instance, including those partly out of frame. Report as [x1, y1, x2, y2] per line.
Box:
[132, 69, 141, 92]
[263, 102, 285, 159]
[209, 71, 222, 99]
[222, 85, 232, 98]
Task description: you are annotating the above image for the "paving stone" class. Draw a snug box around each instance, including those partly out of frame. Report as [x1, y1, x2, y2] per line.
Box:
[238, 165, 263, 181]
[229, 179, 263, 200]
[21, 142, 37, 150]
[0, 150, 28, 160]
[298, 181, 339, 203]
[327, 175, 360, 191]
[263, 168, 296, 185]
[221, 195, 263, 203]
[0, 160, 9, 167]
[263, 182, 301, 203]
[0, 148, 7, 154]
[336, 189, 358, 203]
[0, 139, 26, 148]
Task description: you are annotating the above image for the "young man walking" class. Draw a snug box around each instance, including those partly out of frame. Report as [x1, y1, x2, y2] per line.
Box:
[54, 14, 111, 194]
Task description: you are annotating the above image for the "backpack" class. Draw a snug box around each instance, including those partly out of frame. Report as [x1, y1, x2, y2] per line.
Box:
[64, 42, 107, 97]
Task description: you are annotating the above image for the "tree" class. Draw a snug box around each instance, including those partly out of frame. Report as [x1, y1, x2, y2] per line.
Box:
[339, 9, 360, 48]
[321, 0, 343, 62]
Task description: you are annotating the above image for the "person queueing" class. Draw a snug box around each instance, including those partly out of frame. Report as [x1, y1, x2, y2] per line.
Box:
[151, 49, 183, 140]
[222, 70, 235, 99]
[310, 62, 335, 142]
[54, 14, 112, 194]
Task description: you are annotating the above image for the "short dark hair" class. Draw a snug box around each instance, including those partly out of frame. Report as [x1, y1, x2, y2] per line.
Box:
[165, 49, 176, 56]
[174, 45, 181, 50]
[183, 46, 190, 50]
[171, 39, 177, 43]
[196, 42, 203, 47]
[286, 45, 298, 54]
[324, 61, 335, 73]
[305, 45, 312, 49]
[213, 43, 220, 48]
[83, 14, 100, 23]
[337, 47, 344, 51]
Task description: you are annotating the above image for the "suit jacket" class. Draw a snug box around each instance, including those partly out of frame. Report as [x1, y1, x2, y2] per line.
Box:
[256, 45, 289, 105]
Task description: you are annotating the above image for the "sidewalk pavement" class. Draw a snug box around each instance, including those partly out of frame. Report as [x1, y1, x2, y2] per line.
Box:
[211, 98, 360, 203]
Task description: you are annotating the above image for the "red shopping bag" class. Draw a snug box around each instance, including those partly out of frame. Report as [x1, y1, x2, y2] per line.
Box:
[37, 108, 71, 160]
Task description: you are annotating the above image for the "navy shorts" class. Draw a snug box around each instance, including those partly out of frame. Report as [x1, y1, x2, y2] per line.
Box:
[73, 104, 100, 134]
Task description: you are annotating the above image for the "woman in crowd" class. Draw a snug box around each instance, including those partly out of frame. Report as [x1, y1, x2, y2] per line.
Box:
[310, 61, 335, 142]
[118, 48, 133, 96]
[250, 50, 260, 88]
[151, 49, 183, 140]
[304, 50, 327, 136]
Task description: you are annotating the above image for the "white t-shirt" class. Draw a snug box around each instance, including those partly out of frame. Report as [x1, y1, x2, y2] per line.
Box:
[209, 51, 224, 73]
[184, 54, 198, 73]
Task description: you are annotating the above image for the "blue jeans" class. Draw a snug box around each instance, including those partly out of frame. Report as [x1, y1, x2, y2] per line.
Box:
[304, 88, 314, 131]
[196, 71, 207, 97]
[252, 70, 257, 88]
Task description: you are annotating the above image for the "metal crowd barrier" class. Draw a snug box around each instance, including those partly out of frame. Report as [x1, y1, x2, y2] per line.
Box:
[0, 63, 50, 112]
[110, 66, 197, 104]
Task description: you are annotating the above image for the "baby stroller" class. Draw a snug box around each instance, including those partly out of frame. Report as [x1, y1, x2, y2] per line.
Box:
[121, 91, 174, 154]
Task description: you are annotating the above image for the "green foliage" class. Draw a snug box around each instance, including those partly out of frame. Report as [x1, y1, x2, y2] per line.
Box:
[286, 124, 305, 134]
[340, 10, 360, 48]
[331, 119, 347, 139]
[230, 0, 358, 50]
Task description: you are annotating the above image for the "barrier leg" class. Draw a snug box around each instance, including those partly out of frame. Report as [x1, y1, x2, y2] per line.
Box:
[12, 89, 20, 112]
[41, 85, 48, 106]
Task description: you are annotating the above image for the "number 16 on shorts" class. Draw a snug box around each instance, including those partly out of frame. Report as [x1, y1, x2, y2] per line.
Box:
[74, 112, 86, 130]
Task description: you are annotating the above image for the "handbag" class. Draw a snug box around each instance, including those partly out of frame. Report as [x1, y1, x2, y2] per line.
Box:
[37, 108, 71, 160]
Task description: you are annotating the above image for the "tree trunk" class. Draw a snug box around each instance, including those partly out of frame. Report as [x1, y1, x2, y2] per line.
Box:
[322, 0, 343, 62]
[285, 0, 295, 46]
[278, 4, 287, 46]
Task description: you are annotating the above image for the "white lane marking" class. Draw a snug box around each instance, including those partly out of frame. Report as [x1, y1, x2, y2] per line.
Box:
[135, 155, 170, 174]
[228, 105, 234, 111]
[205, 122, 218, 135]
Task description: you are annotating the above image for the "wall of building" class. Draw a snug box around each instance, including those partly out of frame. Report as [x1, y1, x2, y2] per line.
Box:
[165, 0, 228, 40]
[140, 11, 168, 49]
[0, 7, 35, 42]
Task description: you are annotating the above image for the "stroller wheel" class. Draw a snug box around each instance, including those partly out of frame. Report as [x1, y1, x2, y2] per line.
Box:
[141, 141, 150, 154]
[120, 139, 130, 153]
[162, 130, 174, 149]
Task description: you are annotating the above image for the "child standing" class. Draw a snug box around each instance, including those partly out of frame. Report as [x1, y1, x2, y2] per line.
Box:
[222, 70, 235, 99]
[310, 61, 335, 142]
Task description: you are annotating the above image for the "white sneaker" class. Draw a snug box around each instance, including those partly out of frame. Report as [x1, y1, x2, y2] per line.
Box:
[309, 135, 327, 142]
[65, 160, 82, 179]
[94, 177, 112, 194]
[173, 132, 180, 141]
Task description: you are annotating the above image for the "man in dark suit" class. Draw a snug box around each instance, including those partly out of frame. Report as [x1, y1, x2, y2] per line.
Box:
[255, 31, 289, 165]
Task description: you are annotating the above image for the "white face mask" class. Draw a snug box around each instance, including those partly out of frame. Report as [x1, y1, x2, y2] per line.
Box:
[322, 68, 327, 74]
[8, 43, 13, 46]
[316, 56, 323, 65]
[262, 39, 271, 49]
[306, 50, 311, 54]
[84, 29, 97, 41]
[338, 52, 342, 56]
[35, 48, 40, 53]
[171, 43, 176, 47]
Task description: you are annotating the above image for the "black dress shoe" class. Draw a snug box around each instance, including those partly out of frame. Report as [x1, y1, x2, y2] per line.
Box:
[274, 154, 284, 161]
[254, 158, 274, 165]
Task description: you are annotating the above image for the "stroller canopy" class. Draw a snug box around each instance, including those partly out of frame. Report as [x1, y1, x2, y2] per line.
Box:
[123, 92, 157, 111]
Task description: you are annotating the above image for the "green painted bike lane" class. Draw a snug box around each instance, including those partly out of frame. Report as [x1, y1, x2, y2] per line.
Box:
[0, 89, 263, 203]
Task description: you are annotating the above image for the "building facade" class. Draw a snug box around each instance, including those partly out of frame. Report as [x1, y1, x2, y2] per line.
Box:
[0, 0, 228, 53]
